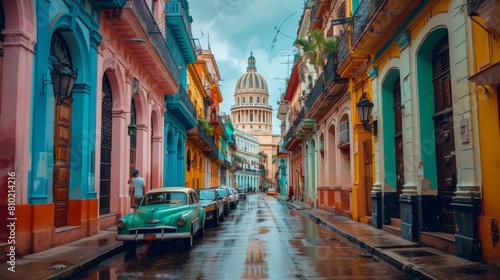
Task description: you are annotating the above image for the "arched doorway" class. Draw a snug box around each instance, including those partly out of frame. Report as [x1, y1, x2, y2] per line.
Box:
[381, 68, 402, 221]
[431, 35, 456, 233]
[393, 77, 404, 216]
[51, 30, 75, 228]
[417, 28, 456, 234]
[99, 74, 112, 215]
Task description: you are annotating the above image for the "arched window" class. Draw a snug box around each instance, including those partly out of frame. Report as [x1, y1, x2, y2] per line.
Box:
[250, 97, 253, 103]
[263, 98, 266, 103]
[258, 114, 261, 122]
[243, 97, 246, 103]
[257, 97, 260, 103]
[237, 97, 240, 104]
[250, 114, 253, 122]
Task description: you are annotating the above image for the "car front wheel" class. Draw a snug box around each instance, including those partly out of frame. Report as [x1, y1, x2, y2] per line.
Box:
[123, 241, 136, 254]
[213, 210, 220, 227]
[184, 234, 193, 250]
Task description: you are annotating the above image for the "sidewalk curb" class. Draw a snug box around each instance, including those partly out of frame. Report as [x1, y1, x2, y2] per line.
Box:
[278, 197, 435, 280]
[48, 242, 123, 280]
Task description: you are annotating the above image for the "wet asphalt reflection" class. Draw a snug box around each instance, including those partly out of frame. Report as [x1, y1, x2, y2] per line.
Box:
[76, 194, 408, 279]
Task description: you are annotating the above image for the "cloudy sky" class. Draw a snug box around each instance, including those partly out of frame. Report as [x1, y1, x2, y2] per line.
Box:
[188, 0, 305, 134]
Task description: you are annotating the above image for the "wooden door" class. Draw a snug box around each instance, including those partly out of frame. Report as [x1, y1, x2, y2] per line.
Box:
[432, 35, 456, 234]
[53, 100, 72, 228]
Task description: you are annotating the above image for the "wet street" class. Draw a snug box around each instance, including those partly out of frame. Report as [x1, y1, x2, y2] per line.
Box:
[76, 194, 408, 279]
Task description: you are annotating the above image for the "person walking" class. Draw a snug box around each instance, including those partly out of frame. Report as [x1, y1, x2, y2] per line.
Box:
[288, 185, 294, 202]
[128, 169, 146, 208]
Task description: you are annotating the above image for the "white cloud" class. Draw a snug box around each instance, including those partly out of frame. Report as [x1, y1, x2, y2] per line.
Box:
[189, 0, 304, 134]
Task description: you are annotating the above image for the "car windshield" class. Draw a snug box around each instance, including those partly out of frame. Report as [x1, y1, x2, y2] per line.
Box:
[142, 192, 187, 206]
[199, 190, 216, 200]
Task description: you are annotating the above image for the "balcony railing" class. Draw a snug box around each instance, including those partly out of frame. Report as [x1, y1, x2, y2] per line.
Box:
[352, 0, 383, 46]
[467, 0, 485, 15]
[165, 87, 197, 120]
[294, 107, 305, 129]
[338, 30, 351, 68]
[132, 0, 180, 83]
[324, 52, 339, 84]
[197, 121, 218, 155]
[306, 73, 324, 110]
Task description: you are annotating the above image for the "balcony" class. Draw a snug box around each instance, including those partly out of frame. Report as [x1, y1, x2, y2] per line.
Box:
[295, 107, 316, 139]
[337, 0, 421, 78]
[187, 121, 219, 160]
[306, 73, 347, 121]
[221, 159, 231, 170]
[467, 0, 500, 34]
[277, 100, 290, 121]
[166, 0, 197, 63]
[95, 0, 126, 8]
[277, 143, 288, 159]
[310, 0, 332, 30]
[468, 0, 486, 15]
[103, 0, 180, 93]
[324, 52, 349, 97]
[283, 124, 298, 150]
[306, 74, 324, 114]
[165, 87, 197, 129]
[216, 151, 226, 165]
[210, 115, 225, 137]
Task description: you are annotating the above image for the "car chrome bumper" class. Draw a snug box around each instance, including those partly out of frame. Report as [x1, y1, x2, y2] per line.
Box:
[116, 226, 191, 241]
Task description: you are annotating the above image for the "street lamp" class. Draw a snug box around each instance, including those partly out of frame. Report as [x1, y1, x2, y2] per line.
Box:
[127, 123, 137, 136]
[43, 62, 78, 105]
[356, 94, 377, 136]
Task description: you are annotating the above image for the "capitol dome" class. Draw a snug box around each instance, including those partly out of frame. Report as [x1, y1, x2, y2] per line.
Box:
[235, 52, 268, 93]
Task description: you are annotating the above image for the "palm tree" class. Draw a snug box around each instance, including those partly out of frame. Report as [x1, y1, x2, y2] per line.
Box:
[295, 29, 339, 68]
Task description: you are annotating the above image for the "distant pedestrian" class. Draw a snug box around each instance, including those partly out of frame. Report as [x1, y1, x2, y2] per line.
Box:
[128, 169, 146, 208]
[288, 185, 294, 202]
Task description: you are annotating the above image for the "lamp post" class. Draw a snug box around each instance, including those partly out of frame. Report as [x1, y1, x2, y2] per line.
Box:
[356, 94, 377, 136]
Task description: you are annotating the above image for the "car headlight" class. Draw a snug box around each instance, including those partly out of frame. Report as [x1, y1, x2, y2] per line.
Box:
[117, 219, 127, 229]
[205, 204, 216, 212]
[177, 216, 187, 226]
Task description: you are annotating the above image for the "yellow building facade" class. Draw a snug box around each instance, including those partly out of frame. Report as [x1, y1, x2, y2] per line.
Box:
[467, 0, 500, 264]
[337, 0, 482, 261]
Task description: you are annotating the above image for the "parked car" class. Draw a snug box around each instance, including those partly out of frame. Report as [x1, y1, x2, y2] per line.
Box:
[231, 188, 239, 205]
[115, 187, 206, 251]
[215, 188, 231, 216]
[197, 188, 224, 227]
[237, 190, 247, 200]
[267, 188, 277, 196]
[217, 186, 236, 210]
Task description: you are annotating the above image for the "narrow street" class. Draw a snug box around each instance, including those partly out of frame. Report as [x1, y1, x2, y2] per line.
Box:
[76, 194, 407, 279]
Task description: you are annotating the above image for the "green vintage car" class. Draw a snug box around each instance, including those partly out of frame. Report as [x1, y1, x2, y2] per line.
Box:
[116, 187, 206, 251]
